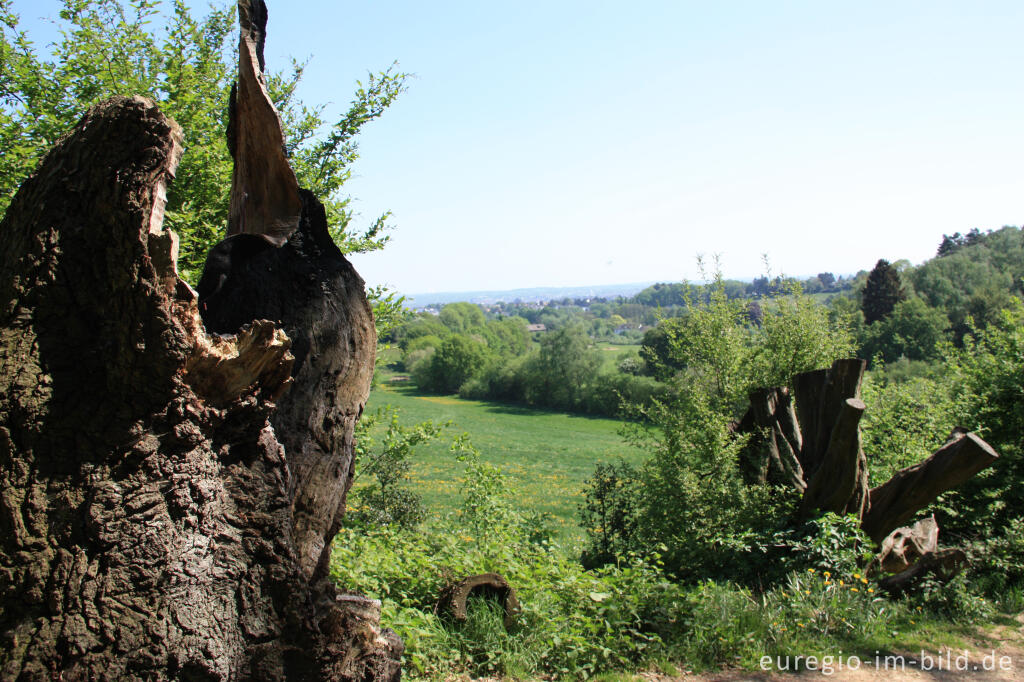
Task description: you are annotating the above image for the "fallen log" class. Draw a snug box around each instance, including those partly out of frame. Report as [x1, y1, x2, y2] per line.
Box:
[878, 548, 967, 596]
[861, 431, 999, 543]
[873, 516, 940, 574]
[435, 573, 521, 630]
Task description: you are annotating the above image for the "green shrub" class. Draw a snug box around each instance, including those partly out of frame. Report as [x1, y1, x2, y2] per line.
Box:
[348, 407, 449, 528]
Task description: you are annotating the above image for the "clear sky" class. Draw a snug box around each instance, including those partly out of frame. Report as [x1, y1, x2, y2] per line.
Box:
[13, 1, 1024, 295]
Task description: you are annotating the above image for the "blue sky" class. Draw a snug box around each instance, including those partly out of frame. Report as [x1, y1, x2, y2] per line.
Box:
[13, 1, 1024, 295]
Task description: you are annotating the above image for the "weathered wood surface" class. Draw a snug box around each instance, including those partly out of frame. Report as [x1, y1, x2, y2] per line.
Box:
[0, 93, 398, 681]
[226, 0, 302, 246]
[203, 0, 377, 585]
[799, 398, 867, 518]
[0, 0, 397, 673]
[861, 431, 999, 542]
[874, 517, 940, 574]
[436, 573, 521, 630]
[878, 548, 967, 596]
[742, 358, 997, 566]
[749, 387, 806, 491]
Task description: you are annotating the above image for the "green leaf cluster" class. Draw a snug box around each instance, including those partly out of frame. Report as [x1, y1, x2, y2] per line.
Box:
[0, 0, 407, 283]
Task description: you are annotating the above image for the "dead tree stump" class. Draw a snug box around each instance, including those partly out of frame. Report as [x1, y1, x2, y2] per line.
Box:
[0, 1, 396, 678]
[738, 359, 999, 575]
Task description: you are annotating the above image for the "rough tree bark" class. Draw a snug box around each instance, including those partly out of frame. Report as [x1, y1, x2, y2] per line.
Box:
[738, 359, 999, 570]
[0, 2, 398, 679]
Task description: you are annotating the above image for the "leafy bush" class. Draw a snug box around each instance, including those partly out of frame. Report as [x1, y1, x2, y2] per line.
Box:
[581, 269, 856, 582]
[0, 0, 407, 280]
[772, 513, 874, 577]
[348, 407, 448, 528]
[860, 371, 957, 482]
[333, 439, 691, 678]
[939, 301, 1024, 537]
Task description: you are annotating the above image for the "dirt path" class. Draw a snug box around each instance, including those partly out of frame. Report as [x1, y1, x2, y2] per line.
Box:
[649, 619, 1024, 681]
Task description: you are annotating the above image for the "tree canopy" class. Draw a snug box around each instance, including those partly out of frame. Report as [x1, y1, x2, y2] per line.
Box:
[0, 0, 407, 281]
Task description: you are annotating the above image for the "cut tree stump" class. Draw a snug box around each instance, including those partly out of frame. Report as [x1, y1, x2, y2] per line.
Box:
[799, 398, 866, 518]
[0, 1, 397, 679]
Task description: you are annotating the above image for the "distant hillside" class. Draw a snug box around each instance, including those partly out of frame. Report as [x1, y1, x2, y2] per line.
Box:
[405, 282, 658, 309]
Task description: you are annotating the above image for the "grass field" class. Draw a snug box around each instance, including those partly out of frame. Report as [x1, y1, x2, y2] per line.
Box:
[360, 370, 647, 542]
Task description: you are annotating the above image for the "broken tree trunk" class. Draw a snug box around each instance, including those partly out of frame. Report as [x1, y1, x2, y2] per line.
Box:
[0, 91, 396, 682]
[861, 430, 1000, 543]
[739, 359, 999, 558]
[202, 0, 377, 585]
[0, 1, 396, 678]
[748, 387, 806, 491]
[799, 398, 866, 517]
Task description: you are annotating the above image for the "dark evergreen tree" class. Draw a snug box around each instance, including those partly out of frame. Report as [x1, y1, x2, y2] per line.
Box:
[861, 259, 906, 324]
[937, 233, 961, 257]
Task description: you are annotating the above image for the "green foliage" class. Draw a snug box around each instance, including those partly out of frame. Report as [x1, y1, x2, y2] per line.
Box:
[912, 226, 1024, 336]
[367, 374, 648, 541]
[910, 573, 996, 622]
[367, 286, 410, 365]
[748, 280, 857, 389]
[523, 325, 603, 410]
[940, 300, 1024, 536]
[0, 0, 407, 282]
[657, 275, 750, 411]
[421, 334, 495, 394]
[479, 316, 530, 357]
[860, 370, 957, 482]
[334, 435, 982, 679]
[403, 334, 443, 357]
[393, 318, 452, 349]
[860, 296, 950, 363]
[438, 301, 487, 334]
[349, 406, 449, 527]
[968, 518, 1024, 608]
[774, 513, 874, 576]
[861, 259, 906, 325]
[582, 264, 857, 580]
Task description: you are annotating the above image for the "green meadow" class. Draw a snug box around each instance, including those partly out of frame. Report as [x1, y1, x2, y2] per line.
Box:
[361, 373, 646, 542]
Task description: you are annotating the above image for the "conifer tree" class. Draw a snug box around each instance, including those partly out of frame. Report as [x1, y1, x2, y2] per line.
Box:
[862, 258, 906, 324]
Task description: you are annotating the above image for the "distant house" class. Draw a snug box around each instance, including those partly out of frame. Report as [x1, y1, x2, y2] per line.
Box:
[527, 323, 547, 333]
